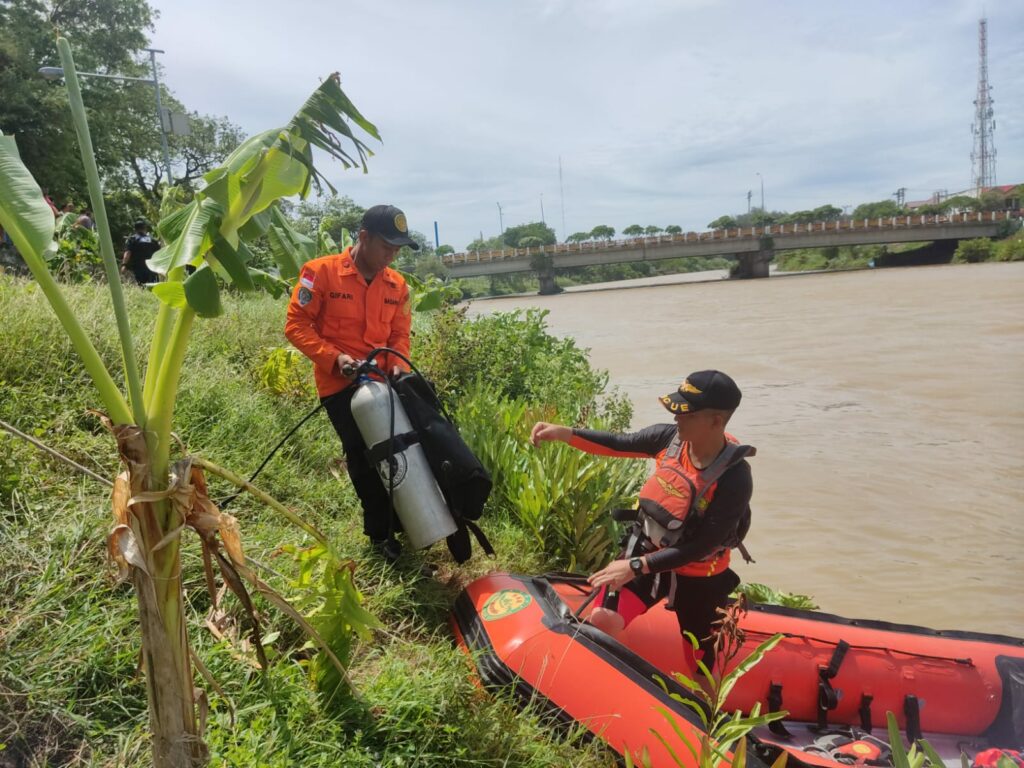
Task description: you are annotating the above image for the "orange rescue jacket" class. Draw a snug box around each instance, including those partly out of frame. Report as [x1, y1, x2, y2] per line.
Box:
[636, 433, 748, 577]
[284, 247, 412, 397]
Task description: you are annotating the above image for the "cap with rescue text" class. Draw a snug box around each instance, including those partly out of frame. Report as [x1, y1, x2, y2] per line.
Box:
[360, 204, 419, 250]
[659, 370, 741, 415]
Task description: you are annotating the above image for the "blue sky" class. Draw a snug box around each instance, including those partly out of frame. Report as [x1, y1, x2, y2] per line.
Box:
[149, 0, 1023, 250]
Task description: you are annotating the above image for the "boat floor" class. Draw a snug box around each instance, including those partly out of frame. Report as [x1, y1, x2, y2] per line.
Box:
[750, 722, 989, 768]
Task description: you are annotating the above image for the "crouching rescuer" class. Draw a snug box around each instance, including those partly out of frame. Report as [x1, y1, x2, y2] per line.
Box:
[285, 204, 492, 564]
[530, 370, 754, 672]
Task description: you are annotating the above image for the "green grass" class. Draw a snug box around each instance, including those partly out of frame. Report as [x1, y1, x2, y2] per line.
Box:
[0, 273, 618, 767]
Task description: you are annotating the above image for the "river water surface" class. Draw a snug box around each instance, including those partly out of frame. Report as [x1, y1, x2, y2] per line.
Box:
[467, 263, 1024, 636]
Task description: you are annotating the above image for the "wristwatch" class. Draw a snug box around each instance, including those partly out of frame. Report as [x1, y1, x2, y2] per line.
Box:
[628, 557, 645, 576]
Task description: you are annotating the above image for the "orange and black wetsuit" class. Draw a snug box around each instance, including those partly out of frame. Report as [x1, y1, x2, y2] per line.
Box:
[572, 423, 753, 669]
[284, 247, 412, 543]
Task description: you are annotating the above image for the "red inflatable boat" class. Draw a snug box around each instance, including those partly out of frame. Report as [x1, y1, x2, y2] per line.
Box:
[451, 572, 1024, 768]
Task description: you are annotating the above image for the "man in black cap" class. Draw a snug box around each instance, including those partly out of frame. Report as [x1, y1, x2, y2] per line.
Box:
[121, 219, 160, 284]
[530, 370, 754, 672]
[285, 204, 419, 562]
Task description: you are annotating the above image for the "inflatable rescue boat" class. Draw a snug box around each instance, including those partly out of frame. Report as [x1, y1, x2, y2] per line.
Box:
[452, 572, 1024, 768]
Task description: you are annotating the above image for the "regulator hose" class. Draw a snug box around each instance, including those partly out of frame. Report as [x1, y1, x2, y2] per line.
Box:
[218, 347, 428, 516]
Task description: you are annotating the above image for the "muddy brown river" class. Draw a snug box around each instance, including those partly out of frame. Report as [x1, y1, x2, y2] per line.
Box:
[468, 262, 1024, 636]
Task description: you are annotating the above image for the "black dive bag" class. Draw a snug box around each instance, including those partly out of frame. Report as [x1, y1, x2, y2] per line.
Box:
[391, 372, 494, 563]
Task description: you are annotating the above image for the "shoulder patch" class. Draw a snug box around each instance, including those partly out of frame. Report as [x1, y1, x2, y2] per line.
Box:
[298, 286, 313, 306]
[300, 268, 315, 290]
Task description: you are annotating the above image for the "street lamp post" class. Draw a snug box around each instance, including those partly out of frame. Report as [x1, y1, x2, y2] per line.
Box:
[38, 47, 173, 185]
[540, 193, 545, 224]
[756, 172, 765, 213]
[496, 202, 504, 235]
[145, 48, 173, 186]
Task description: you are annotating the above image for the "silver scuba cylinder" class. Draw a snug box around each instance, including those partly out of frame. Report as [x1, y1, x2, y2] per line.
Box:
[349, 378, 458, 549]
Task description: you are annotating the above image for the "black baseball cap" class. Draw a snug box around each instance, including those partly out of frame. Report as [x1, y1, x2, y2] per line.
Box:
[659, 370, 742, 414]
[360, 204, 419, 250]
[134, 219, 148, 228]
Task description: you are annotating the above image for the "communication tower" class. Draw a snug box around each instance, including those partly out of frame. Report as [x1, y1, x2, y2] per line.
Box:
[971, 18, 997, 196]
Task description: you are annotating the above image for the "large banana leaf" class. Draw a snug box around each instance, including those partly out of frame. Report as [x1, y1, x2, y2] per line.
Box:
[266, 205, 315, 280]
[0, 134, 56, 257]
[150, 74, 378, 287]
[149, 197, 224, 275]
[0, 131, 132, 423]
[209, 238, 256, 291]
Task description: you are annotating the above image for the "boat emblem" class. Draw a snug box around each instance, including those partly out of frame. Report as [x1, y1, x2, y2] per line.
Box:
[481, 589, 531, 621]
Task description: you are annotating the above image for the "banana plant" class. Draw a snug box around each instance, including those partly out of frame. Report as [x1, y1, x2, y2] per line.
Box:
[0, 36, 381, 768]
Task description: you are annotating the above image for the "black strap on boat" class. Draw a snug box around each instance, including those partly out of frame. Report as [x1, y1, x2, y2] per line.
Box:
[904, 695, 922, 742]
[859, 693, 874, 733]
[571, 587, 601, 621]
[767, 682, 791, 736]
[817, 639, 850, 729]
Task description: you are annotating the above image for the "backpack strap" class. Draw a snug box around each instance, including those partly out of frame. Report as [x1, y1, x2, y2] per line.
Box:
[463, 518, 495, 557]
[690, 443, 756, 516]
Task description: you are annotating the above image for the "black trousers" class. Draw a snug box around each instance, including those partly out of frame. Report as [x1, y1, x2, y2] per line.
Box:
[322, 387, 398, 542]
[670, 569, 741, 671]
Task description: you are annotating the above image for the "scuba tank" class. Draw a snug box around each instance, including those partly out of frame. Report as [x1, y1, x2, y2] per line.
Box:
[350, 376, 458, 550]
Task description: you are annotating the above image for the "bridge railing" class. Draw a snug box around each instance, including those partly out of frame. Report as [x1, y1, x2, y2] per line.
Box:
[439, 210, 1020, 266]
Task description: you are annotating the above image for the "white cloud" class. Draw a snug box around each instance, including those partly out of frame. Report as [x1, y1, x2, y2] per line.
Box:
[150, 0, 1023, 248]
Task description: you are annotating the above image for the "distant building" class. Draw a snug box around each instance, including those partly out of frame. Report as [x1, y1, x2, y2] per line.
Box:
[906, 183, 1021, 212]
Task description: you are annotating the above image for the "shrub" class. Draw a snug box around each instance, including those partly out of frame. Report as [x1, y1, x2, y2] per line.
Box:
[456, 383, 647, 571]
[776, 249, 828, 271]
[412, 305, 640, 570]
[953, 237, 995, 263]
[413, 306, 632, 428]
[257, 346, 316, 400]
[49, 217, 104, 282]
[995, 231, 1024, 262]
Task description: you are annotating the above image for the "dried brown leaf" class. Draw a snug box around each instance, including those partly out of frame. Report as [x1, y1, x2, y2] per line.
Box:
[108, 523, 149, 582]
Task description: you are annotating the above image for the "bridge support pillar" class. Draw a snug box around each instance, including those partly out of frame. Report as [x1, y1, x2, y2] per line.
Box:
[733, 238, 773, 279]
[537, 272, 559, 295]
[531, 253, 561, 295]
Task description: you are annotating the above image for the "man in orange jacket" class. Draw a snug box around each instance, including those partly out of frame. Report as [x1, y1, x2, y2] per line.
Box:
[285, 204, 418, 561]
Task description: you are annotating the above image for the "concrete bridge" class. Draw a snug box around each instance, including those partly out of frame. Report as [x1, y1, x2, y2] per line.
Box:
[440, 211, 1020, 291]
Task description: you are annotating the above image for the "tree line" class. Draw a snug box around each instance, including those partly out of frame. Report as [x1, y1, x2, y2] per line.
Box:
[0, 0, 245, 244]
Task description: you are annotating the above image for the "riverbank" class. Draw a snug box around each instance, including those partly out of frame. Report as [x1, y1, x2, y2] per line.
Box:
[0, 275, 619, 767]
[468, 262, 1024, 635]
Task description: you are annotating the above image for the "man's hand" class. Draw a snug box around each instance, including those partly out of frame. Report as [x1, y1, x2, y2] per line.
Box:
[530, 421, 571, 447]
[337, 353, 358, 377]
[588, 559, 635, 591]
